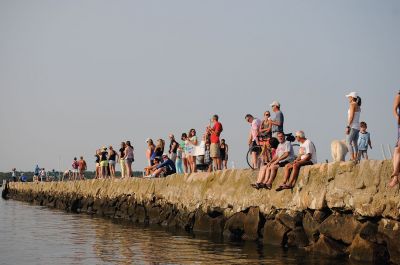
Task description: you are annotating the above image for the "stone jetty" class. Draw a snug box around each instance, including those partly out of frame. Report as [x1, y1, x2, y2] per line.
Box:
[7, 160, 400, 264]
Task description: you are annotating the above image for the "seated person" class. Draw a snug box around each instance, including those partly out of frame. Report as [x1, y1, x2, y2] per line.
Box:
[144, 157, 160, 176]
[146, 154, 176, 178]
[252, 132, 294, 189]
[276, 131, 317, 191]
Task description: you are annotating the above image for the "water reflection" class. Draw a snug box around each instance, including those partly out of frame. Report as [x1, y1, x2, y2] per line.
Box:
[0, 200, 354, 265]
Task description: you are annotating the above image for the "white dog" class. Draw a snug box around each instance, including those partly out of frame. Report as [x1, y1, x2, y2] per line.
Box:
[331, 140, 348, 162]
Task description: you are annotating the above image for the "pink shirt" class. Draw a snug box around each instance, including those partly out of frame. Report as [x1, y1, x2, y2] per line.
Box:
[251, 118, 261, 142]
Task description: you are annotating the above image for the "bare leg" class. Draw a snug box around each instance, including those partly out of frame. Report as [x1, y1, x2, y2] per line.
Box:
[281, 163, 293, 185]
[265, 165, 279, 185]
[256, 165, 268, 183]
[389, 147, 400, 187]
[251, 151, 258, 169]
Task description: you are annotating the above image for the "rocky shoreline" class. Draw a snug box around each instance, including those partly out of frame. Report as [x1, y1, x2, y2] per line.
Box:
[7, 160, 400, 264]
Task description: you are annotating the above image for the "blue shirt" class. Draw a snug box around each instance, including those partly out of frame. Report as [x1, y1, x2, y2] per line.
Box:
[358, 132, 370, 151]
[156, 159, 176, 174]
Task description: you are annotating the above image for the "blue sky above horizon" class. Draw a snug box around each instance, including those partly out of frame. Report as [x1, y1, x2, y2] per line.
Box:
[1, 0, 399, 172]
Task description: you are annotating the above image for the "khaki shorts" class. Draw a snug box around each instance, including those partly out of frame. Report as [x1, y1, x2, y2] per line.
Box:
[210, 143, 220, 158]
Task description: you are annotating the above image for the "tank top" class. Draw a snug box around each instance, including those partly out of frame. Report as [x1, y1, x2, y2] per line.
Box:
[348, 108, 361, 130]
[109, 151, 116, 161]
[126, 146, 134, 159]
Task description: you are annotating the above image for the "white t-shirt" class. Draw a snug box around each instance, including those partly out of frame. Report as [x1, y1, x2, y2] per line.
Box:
[299, 139, 317, 164]
[275, 141, 294, 162]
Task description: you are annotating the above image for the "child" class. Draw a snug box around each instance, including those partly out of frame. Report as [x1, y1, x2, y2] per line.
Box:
[357, 121, 372, 160]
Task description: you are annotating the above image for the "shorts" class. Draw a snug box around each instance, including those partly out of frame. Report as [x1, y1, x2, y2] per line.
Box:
[250, 140, 261, 154]
[109, 160, 116, 166]
[169, 153, 177, 162]
[277, 160, 290, 167]
[210, 143, 220, 158]
[223, 155, 228, 161]
[125, 158, 133, 164]
[100, 161, 108, 167]
[72, 169, 78, 173]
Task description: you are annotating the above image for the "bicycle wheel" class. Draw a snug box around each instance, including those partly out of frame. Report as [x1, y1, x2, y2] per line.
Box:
[246, 146, 262, 169]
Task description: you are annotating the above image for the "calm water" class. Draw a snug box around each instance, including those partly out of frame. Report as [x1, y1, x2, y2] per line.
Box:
[0, 200, 356, 265]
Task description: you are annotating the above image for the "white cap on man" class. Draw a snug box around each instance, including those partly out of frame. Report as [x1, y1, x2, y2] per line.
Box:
[295, 130, 306, 139]
[345, 92, 358, 98]
[270, 101, 280, 107]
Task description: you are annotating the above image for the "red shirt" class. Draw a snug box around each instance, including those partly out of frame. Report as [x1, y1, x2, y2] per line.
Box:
[210, 122, 223, 144]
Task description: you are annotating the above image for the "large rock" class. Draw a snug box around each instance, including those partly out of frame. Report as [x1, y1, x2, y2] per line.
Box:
[303, 211, 320, 243]
[348, 234, 389, 263]
[193, 209, 225, 234]
[263, 219, 290, 246]
[243, 207, 261, 240]
[287, 227, 309, 247]
[319, 213, 361, 244]
[378, 219, 400, 264]
[306, 235, 346, 257]
[223, 212, 246, 239]
[276, 210, 302, 230]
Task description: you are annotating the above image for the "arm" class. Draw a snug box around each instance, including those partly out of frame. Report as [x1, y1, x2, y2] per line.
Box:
[348, 103, 356, 126]
[273, 152, 289, 164]
[368, 135, 372, 149]
[394, 94, 400, 124]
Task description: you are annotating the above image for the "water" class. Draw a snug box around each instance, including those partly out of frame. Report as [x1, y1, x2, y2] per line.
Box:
[0, 200, 356, 265]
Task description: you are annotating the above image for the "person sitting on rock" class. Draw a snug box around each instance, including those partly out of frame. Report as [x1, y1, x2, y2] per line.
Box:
[145, 154, 176, 178]
[144, 157, 160, 176]
[276, 131, 317, 191]
[252, 132, 294, 189]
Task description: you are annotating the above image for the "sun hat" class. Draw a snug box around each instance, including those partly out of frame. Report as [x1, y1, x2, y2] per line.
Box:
[270, 101, 281, 107]
[345, 92, 358, 98]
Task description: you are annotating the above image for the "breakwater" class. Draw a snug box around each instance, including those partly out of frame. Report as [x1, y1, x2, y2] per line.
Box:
[7, 160, 400, 264]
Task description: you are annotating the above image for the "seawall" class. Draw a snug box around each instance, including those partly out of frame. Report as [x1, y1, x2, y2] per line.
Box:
[7, 160, 400, 264]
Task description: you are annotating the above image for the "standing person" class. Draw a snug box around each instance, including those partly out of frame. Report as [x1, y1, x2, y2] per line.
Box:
[390, 91, 400, 187]
[95, 150, 101, 179]
[119, 142, 126, 178]
[220, 139, 229, 170]
[78, 156, 87, 180]
[34, 165, 40, 182]
[108, 146, 118, 178]
[245, 114, 262, 169]
[175, 145, 184, 174]
[207, 115, 223, 171]
[11, 168, 17, 182]
[260, 111, 272, 138]
[270, 101, 284, 137]
[123, 141, 134, 177]
[181, 133, 189, 173]
[146, 139, 155, 166]
[168, 134, 179, 163]
[187, 129, 198, 173]
[357, 122, 372, 161]
[154, 139, 165, 158]
[72, 158, 79, 180]
[39, 168, 46, 182]
[99, 147, 109, 178]
[345, 92, 362, 161]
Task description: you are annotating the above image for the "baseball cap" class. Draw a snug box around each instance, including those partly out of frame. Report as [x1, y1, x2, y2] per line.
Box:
[270, 101, 280, 107]
[345, 92, 358, 98]
[295, 130, 305, 138]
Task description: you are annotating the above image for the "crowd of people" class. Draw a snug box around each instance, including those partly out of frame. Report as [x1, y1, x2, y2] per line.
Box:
[10, 91, 400, 191]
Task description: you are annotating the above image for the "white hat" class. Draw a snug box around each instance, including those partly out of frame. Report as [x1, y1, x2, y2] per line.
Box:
[345, 92, 358, 98]
[145, 138, 151, 143]
[270, 101, 280, 107]
[162, 153, 169, 158]
[295, 130, 305, 138]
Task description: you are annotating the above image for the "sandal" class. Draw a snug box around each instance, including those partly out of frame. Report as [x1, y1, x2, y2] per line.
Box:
[283, 184, 293, 190]
[265, 184, 272, 190]
[276, 184, 285, 192]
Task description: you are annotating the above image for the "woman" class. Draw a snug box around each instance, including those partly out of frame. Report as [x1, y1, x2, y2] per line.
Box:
[181, 133, 189, 173]
[390, 91, 400, 187]
[123, 141, 134, 178]
[99, 147, 109, 178]
[345, 92, 361, 161]
[95, 149, 101, 179]
[146, 139, 156, 166]
[154, 139, 164, 159]
[187, 129, 198, 173]
[119, 142, 126, 178]
[108, 146, 118, 178]
[175, 145, 184, 174]
[260, 111, 272, 138]
[220, 139, 229, 170]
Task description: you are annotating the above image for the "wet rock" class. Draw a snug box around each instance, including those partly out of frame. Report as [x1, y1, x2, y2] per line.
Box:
[263, 219, 290, 246]
[358, 221, 378, 243]
[132, 205, 146, 223]
[223, 212, 246, 239]
[243, 207, 261, 240]
[305, 235, 346, 258]
[348, 234, 389, 263]
[276, 210, 303, 230]
[303, 211, 319, 243]
[319, 213, 361, 244]
[147, 206, 162, 224]
[193, 209, 225, 234]
[287, 227, 309, 247]
[378, 219, 400, 265]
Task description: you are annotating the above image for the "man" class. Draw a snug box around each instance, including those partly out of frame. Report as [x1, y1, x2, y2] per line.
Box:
[168, 134, 179, 163]
[245, 114, 262, 169]
[78, 156, 87, 180]
[146, 154, 176, 178]
[251, 131, 294, 189]
[207, 114, 223, 171]
[276, 131, 317, 191]
[72, 157, 79, 180]
[270, 101, 284, 137]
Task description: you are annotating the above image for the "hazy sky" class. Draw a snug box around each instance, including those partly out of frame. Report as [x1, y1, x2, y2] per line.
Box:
[1, 0, 399, 172]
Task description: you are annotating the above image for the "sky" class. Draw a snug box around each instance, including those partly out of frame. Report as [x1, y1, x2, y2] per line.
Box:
[0, 0, 399, 172]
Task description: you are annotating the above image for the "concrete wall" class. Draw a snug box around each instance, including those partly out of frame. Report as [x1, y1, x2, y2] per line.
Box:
[7, 160, 400, 264]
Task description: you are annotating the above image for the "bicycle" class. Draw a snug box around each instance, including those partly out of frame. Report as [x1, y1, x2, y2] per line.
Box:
[246, 133, 300, 169]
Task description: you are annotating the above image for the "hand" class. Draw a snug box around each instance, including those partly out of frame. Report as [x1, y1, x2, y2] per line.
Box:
[345, 127, 350, 135]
